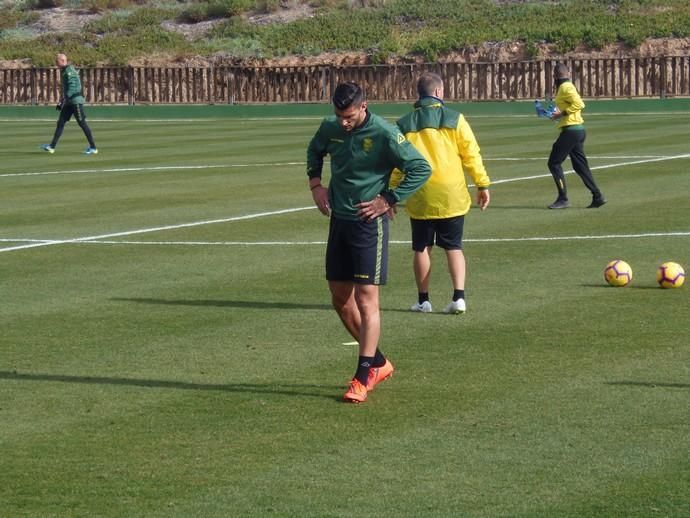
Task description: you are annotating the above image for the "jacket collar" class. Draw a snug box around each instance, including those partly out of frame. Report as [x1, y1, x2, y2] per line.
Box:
[352, 109, 371, 132]
[414, 96, 444, 109]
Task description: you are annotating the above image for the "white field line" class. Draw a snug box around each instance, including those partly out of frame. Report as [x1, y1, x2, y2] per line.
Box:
[484, 155, 665, 161]
[0, 206, 314, 253]
[0, 155, 675, 179]
[3, 231, 689, 248]
[2, 153, 690, 254]
[0, 117, 324, 123]
[486, 153, 690, 186]
[0, 162, 306, 178]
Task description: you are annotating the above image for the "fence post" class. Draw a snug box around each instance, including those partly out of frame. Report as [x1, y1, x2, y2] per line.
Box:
[30, 67, 37, 105]
[208, 66, 214, 104]
[127, 66, 134, 105]
[1, 57, 687, 105]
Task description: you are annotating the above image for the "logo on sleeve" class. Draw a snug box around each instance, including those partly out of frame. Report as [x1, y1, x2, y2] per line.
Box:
[396, 133, 406, 144]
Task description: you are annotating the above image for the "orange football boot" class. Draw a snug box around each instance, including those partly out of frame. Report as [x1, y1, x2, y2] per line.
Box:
[343, 378, 368, 403]
[366, 359, 394, 391]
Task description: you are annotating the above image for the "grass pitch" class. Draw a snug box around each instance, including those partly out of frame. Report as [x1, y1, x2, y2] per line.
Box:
[1, 100, 689, 517]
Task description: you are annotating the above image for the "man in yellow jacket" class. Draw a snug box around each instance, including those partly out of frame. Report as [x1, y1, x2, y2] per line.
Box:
[395, 72, 490, 314]
[547, 63, 606, 209]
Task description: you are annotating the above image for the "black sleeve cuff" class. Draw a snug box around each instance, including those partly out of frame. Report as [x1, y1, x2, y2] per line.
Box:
[380, 190, 398, 207]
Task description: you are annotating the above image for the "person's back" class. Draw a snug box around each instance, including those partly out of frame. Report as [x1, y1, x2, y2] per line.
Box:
[61, 63, 85, 105]
[394, 72, 490, 315]
[397, 98, 488, 219]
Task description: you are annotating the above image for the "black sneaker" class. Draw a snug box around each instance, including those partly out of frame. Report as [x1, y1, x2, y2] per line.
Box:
[548, 198, 570, 209]
[587, 196, 607, 208]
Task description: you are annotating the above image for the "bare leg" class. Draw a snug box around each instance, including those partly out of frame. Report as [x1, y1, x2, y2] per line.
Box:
[353, 283, 380, 358]
[413, 247, 432, 293]
[328, 280, 380, 357]
[329, 280, 360, 341]
[446, 249, 466, 291]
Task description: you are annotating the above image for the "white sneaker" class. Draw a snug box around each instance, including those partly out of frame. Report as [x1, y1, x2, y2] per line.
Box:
[444, 299, 466, 314]
[410, 301, 433, 313]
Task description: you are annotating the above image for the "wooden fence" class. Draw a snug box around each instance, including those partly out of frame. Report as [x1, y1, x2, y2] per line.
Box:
[1, 56, 689, 105]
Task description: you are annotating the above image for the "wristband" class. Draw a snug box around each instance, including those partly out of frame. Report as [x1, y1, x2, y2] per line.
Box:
[310, 183, 322, 191]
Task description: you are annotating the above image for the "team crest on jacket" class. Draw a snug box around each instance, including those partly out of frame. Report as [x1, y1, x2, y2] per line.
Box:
[362, 137, 373, 152]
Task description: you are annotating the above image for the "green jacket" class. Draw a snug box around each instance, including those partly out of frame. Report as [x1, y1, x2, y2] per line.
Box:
[307, 111, 431, 220]
[395, 97, 490, 219]
[61, 64, 84, 105]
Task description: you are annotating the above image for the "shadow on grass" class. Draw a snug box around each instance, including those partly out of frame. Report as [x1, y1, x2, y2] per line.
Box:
[605, 381, 690, 389]
[581, 284, 660, 290]
[111, 297, 332, 311]
[112, 297, 443, 315]
[0, 370, 341, 400]
[383, 307, 461, 315]
[485, 204, 552, 210]
[109, 297, 457, 317]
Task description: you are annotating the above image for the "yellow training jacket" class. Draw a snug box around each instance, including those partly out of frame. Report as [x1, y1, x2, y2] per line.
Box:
[555, 80, 585, 129]
[393, 97, 490, 219]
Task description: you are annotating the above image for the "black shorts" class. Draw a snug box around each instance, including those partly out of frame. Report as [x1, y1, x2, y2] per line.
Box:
[326, 215, 389, 285]
[410, 215, 465, 252]
[59, 103, 87, 124]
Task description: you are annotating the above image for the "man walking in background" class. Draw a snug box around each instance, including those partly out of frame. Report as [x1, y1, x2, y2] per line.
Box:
[41, 53, 98, 155]
[307, 82, 431, 403]
[547, 63, 605, 209]
[395, 72, 490, 315]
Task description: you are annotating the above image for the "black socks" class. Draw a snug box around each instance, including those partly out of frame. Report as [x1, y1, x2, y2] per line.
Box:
[355, 356, 374, 385]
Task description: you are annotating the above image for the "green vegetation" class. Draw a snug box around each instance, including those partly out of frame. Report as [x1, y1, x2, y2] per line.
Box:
[1, 100, 689, 515]
[1, 1, 690, 65]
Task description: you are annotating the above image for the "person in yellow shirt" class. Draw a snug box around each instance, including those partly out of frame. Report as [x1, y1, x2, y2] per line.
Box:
[547, 63, 606, 209]
[395, 72, 490, 314]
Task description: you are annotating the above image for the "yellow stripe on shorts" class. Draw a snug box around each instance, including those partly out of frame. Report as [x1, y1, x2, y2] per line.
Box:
[374, 217, 383, 284]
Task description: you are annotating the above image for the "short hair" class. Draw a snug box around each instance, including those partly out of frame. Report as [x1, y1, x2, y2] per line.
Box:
[554, 63, 570, 79]
[332, 82, 365, 110]
[417, 72, 443, 97]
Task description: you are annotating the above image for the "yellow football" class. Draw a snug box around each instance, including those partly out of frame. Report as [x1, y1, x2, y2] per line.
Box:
[604, 260, 632, 287]
[656, 262, 685, 289]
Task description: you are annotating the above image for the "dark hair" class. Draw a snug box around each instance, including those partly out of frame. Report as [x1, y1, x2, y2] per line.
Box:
[417, 72, 443, 97]
[332, 82, 365, 110]
[554, 63, 569, 79]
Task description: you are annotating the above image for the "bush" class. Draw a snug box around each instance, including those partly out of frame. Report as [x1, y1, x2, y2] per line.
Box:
[178, 0, 253, 23]
[82, 0, 140, 14]
[0, 9, 23, 30]
[256, 0, 281, 14]
[4, 0, 690, 66]
[26, 0, 64, 8]
[199, 36, 265, 58]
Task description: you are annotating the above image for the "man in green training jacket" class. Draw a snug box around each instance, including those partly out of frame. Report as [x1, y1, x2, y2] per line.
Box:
[307, 82, 431, 403]
[41, 53, 98, 155]
[395, 72, 491, 316]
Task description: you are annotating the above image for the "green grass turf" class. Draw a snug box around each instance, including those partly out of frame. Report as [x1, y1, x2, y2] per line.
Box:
[1, 100, 689, 516]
